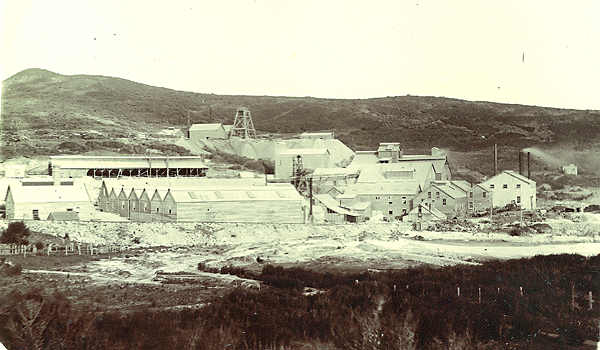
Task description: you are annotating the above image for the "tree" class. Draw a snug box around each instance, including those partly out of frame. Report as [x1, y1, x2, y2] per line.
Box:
[1, 221, 31, 246]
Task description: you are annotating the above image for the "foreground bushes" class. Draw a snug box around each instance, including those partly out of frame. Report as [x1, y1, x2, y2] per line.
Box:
[1, 254, 599, 349]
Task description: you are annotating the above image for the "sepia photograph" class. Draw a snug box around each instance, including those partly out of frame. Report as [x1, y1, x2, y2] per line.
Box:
[1, 1, 599, 349]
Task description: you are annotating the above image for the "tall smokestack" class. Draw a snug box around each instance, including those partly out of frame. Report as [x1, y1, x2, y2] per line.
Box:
[493, 144, 498, 175]
[527, 152, 531, 179]
[519, 151, 522, 175]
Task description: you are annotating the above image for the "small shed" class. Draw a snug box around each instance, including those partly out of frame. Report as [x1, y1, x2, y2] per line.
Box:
[189, 123, 228, 140]
[561, 164, 578, 176]
[47, 211, 80, 221]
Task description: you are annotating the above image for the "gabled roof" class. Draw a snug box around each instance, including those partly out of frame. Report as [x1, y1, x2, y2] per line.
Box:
[128, 188, 144, 200]
[47, 211, 80, 221]
[314, 194, 364, 216]
[151, 189, 169, 201]
[429, 182, 466, 199]
[481, 170, 535, 185]
[504, 170, 536, 184]
[189, 123, 224, 131]
[449, 180, 471, 193]
[139, 189, 151, 201]
[118, 188, 129, 199]
[472, 183, 489, 192]
[409, 203, 447, 220]
[7, 183, 91, 203]
[168, 184, 303, 203]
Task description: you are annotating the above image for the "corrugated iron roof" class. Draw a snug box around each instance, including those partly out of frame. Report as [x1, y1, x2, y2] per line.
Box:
[189, 123, 224, 131]
[168, 184, 303, 203]
[47, 211, 80, 221]
[51, 156, 207, 169]
[314, 194, 361, 216]
[7, 183, 91, 203]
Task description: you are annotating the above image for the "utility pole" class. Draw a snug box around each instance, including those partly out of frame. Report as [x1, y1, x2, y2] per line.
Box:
[493, 144, 498, 176]
[309, 177, 313, 223]
[489, 191, 493, 223]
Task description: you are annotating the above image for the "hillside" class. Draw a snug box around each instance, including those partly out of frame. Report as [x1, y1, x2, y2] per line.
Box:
[2, 68, 600, 165]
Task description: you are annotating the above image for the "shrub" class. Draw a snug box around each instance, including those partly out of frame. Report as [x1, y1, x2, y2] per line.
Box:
[34, 241, 45, 251]
[0, 221, 31, 245]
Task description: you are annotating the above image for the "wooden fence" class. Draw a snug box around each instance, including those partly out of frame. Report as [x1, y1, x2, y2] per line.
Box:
[0, 243, 130, 257]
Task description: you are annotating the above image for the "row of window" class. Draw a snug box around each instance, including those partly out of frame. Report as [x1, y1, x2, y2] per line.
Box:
[421, 198, 447, 205]
[490, 184, 521, 189]
[118, 203, 173, 214]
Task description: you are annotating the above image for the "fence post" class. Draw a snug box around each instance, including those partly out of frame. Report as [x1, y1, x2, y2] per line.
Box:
[478, 287, 482, 304]
[571, 283, 575, 311]
[457, 286, 460, 297]
[589, 291, 593, 311]
[77, 244, 81, 255]
[520, 286, 524, 297]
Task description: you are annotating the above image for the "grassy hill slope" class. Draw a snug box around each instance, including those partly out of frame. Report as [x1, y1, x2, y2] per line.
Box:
[2, 68, 600, 167]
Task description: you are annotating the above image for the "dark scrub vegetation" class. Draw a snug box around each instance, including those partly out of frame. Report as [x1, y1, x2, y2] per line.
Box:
[1, 254, 599, 349]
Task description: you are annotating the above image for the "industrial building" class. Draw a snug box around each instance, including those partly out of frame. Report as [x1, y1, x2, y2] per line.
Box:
[50, 156, 208, 178]
[311, 167, 360, 194]
[274, 148, 332, 179]
[164, 185, 304, 223]
[313, 193, 371, 223]
[189, 123, 230, 140]
[343, 181, 422, 221]
[349, 143, 451, 182]
[97, 179, 305, 223]
[413, 181, 469, 218]
[480, 170, 536, 210]
[4, 180, 93, 220]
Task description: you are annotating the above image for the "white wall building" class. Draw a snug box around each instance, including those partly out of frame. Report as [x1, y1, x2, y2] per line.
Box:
[479, 170, 536, 210]
[189, 123, 228, 140]
[561, 164, 578, 176]
[5, 181, 93, 220]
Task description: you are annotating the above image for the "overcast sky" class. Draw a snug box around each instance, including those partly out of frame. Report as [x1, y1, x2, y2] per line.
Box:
[2, 1, 599, 109]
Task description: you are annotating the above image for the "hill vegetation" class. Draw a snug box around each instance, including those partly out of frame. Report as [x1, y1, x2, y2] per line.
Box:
[3, 68, 600, 160]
